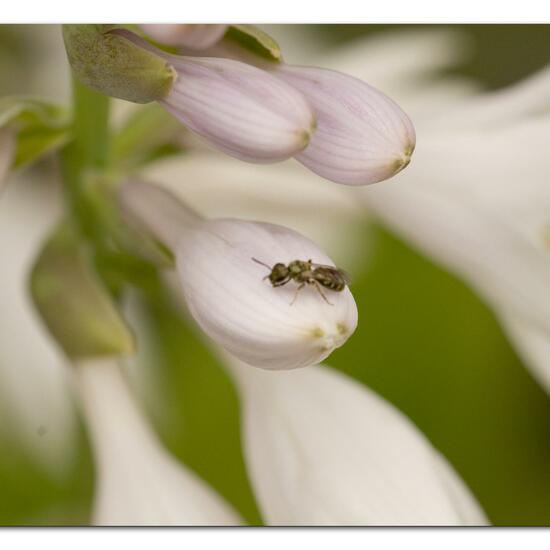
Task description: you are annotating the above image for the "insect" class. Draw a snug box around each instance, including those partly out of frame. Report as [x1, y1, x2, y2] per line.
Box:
[252, 258, 351, 305]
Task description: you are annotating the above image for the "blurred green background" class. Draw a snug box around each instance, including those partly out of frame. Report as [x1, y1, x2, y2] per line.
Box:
[1, 25, 550, 526]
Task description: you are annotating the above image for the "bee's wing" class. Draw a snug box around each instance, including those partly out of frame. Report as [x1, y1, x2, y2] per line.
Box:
[311, 263, 352, 285]
[338, 269, 352, 286]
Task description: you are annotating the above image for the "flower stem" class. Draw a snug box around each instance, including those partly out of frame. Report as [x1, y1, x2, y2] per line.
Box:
[61, 74, 110, 240]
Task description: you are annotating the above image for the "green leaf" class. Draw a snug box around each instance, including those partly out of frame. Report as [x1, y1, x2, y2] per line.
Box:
[13, 126, 70, 168]
[225, 25, 282, 63]
[30, 222, 135, 360]
[0, 96, 68, 128]
[0, 96, 71, 168]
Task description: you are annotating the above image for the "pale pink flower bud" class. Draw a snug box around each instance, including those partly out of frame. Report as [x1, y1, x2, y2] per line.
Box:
[119, 182, 358, 371]
[161, 56, 316, 163]
[175, 217, 358, 370]
[274, 64, 416, 185]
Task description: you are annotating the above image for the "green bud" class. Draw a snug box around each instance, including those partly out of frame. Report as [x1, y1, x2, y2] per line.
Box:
[62, 24, 176, 104]
[30, 222, 135, 360]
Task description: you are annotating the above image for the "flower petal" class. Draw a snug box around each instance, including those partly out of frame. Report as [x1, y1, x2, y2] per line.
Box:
[228, 359, 488, 525]
[0, 170, 76, 475]
[76, 358, 242, 526]
[141, 153, 365, 263]
[361, 119, 550, 334]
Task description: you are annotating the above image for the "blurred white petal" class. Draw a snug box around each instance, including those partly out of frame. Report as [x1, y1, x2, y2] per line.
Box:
[228, 358, 487, 525]
[0, 170, 76, 474]
[428, 65, 550, 131]
[75, 357, 242, 526]
[318, 28, 472, 86]
[316, 28, 478, 123]
[141, 153, 365, 266]
[362, 117, 550, 335]
[141, 24, 228, 50]
[274, 64, 415, 185]
[161, 56, 315, 163]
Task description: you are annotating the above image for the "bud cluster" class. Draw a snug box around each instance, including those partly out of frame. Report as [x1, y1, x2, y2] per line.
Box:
[64, 24, 416, 186]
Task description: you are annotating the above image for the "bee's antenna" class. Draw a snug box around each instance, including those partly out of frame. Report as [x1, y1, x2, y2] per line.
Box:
[251, 257, 272, 270]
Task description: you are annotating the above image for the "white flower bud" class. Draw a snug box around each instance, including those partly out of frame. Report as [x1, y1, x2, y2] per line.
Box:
[176, 217, 358, 370]
[76, 358, 242, 526]
[120, 181, 357, 370]
[273, 64, 416, 185]
[140, 24, 228, 50]
[160, 56, 316, 163]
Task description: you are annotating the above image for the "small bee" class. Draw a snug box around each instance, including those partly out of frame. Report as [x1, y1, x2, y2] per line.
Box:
[252, 258, 351, 305]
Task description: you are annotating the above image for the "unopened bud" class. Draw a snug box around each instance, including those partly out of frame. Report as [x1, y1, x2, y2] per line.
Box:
[119, 181, 357, 370]
[274, 64, 416, 185]
[161, 55, 316, 162]
[176, 218, 357, 369]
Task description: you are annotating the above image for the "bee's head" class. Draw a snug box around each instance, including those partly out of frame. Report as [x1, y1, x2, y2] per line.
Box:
[270, 263, 290, 284]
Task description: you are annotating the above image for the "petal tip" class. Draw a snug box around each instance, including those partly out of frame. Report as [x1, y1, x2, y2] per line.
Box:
[390, 141, 415, 176]
[309, 320, 354, 353]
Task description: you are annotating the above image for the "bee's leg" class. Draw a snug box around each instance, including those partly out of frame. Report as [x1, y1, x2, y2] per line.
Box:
[289, 283, 305, 305]
[273, 276, 291, 287]
[313, 281, 333, 306]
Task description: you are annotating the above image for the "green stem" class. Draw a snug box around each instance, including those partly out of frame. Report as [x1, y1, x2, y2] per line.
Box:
[72, 76, 110, 169]
[61, 74, 110, 240]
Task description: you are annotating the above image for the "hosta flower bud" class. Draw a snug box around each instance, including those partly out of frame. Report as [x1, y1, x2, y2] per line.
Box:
[273, 64, 416, 185]
[161, 56, 316, 162]
[140, 24, 228, 50]
[176, 218, 357, 370]
[119, 182, 357, 370]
